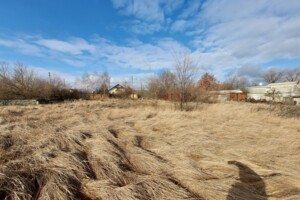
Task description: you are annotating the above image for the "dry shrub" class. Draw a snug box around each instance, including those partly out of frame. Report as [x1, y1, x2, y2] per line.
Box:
[252, 103, 300, 118]
[276, 104, 300, 118]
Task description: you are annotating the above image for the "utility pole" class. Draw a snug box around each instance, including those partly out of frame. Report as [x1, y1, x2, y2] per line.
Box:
[48, 72, 51, 84]
[140, 82, 144, 98]
[131, 76, 134, 89]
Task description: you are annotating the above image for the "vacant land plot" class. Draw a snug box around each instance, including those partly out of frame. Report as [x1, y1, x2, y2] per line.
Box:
[0, 100, 299, 200]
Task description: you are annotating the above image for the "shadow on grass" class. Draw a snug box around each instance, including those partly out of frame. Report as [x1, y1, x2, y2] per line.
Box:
[227, 160, 267, 200]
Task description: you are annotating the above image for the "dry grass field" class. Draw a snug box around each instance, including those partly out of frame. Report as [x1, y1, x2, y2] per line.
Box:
[0, 100, 300, 200]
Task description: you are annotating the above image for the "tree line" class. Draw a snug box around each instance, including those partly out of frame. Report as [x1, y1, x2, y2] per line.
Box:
[0, 62, 89, 101]
[146, 54, 300, 110]
[1, 59, 299, 108]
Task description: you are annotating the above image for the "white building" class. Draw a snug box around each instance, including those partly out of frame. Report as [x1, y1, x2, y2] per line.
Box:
[246, 81, 300, 105]
[246, 86, 269, 101]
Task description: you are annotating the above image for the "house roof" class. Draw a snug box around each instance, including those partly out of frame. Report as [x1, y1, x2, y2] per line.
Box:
[209, 90, 244, 94]
[267, 81, 299, 87]
[108, 84, 124, 91]
[246, 81, 300, 96]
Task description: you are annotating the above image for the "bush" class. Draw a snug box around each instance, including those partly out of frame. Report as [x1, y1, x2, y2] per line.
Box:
[0, 62, 90, 102]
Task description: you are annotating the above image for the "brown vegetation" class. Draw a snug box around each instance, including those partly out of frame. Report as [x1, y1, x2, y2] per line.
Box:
[0, 62, 89, 101]
[0, 100, 300, 199]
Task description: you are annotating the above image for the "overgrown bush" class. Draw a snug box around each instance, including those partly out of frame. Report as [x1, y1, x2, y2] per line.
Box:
[0, 62, 89, 102]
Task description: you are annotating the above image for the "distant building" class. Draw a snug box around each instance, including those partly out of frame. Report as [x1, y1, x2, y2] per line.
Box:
[246, 86, 269, 100]
[108, 84, 139, 99]
[130, 93, 139, 100]
[108, 84, 126, 95]
[210, 90, 247, 102]
[246, 81, 300, 105]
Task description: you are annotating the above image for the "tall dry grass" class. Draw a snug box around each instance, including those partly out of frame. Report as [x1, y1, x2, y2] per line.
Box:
[0, 100, 299, 199]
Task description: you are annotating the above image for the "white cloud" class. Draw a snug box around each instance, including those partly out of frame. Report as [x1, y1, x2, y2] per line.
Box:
[129, 20, 163, 34]
[176, 0, 300, 72]
[36, 38, 96, 55]
[60, 58, 87, 67]
[179, 0, 201, 18]
[93, 37, 188, 70]
[111, 0, 184, 21]
[170, 20, 187, 32]
[237, 64, 264, 78]
[29, 65, 78, 85]
[0, 35, 189, 72]
[0, 38, 42, 55]
[111, 0, 184, 33]
[1, 0, 300, 82]
[111, 0, 163, 22]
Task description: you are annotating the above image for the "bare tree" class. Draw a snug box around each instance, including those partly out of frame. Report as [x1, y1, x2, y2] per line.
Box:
[76, 71, 110, 94]
[99, 72, 110, 94]
[0, 62, 11, 99]
[222, 75, 249, 90]
[77, 72, 101, 92]
[265, 88, 281, 102]
[147, 76, 160, 99]
[0, 61, 75, 100]
[174, 54, 197, 111]
[263, 69, 283, 83]
[0, 62, 38, 99]
[158, 70, 177, 100]
[285, 68, 300, 81]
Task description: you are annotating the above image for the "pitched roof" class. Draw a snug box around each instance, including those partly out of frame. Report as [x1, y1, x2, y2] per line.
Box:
[108, 84, 124, 91]
[267, 81, 299, 87]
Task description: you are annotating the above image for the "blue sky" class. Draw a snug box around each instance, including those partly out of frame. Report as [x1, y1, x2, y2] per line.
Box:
[0, 0, 300, 86]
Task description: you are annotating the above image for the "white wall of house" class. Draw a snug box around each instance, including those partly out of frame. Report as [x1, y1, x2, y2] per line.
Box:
[108, 85, 125, 95]
[109, 88, 119, 94]
[246, 86, 269, 100]
[246, 81, 300, 105]
[267, 82, 300, 97]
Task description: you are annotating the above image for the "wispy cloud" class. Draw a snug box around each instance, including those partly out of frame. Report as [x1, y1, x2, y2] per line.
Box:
[0, 35, 188, 71]
[111, 0, 184, 33]
[170, 19, 187, 32]
[111, 0, 184, 22]
[179, 0, 201, 18]
[30, 65, 78, 85]
[1, 0, 300, 84]
[173, 0, 300, 69]
[0, 38, 43, 55]
[36, 38, 96, 55]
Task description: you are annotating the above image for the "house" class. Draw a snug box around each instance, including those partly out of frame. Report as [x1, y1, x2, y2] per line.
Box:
[108, 84, 139, 99]
[108, 84, 126, 95]
[246, 81, 300, 105]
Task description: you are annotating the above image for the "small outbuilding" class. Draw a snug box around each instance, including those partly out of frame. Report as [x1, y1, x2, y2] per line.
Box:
[209, 90, 247, 102]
